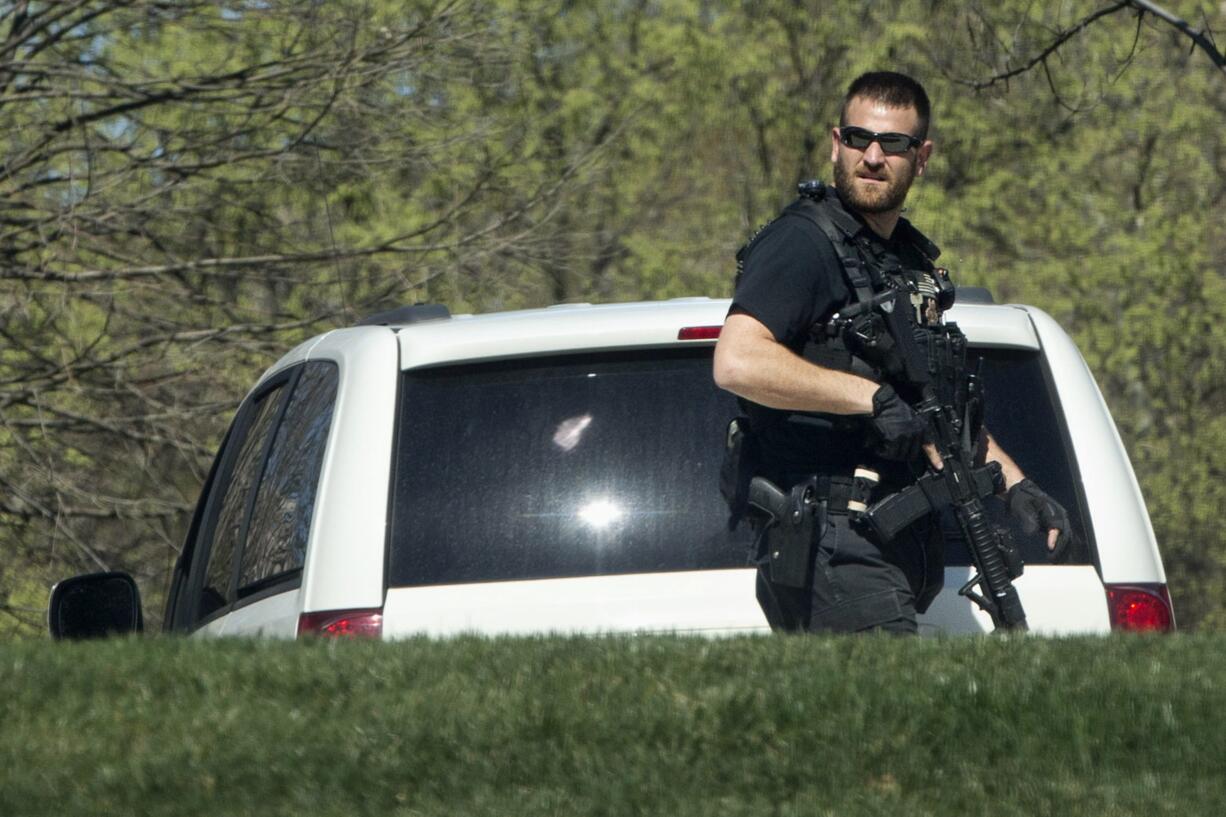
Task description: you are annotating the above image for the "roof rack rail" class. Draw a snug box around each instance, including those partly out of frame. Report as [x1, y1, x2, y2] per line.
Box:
[356, 303, 451, 327]
[955, 286, 995, 305]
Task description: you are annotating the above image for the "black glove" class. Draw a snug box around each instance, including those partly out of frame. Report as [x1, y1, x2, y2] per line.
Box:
[1006, 478, 1073, 562]
[868, 384, 927, 463]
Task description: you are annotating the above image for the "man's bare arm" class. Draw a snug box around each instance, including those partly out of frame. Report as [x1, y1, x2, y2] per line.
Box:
[981, 429, 1025, 491]
[715, 309, 941, 469]
[713, 310, 877, 415]
[981, 429, 1062, 551]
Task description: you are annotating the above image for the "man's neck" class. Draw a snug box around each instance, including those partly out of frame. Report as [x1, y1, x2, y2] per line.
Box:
[860, 209, 901, 240]
[831, 186, 903, 240]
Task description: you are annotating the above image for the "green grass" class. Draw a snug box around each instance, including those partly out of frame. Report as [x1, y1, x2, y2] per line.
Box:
[1, 634, 1222, 816]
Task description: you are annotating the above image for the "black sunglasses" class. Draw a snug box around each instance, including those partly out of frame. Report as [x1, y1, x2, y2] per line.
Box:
[838, 125, 923, 155]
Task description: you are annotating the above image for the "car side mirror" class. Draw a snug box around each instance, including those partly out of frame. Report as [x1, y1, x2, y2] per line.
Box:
[48, 572, 144, 640]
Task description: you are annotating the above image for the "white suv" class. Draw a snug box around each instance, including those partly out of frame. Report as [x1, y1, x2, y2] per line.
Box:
[48, 294, 1174, 638]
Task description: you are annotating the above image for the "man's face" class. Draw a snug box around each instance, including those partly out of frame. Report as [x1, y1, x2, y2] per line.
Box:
[831, 96, 932, 216]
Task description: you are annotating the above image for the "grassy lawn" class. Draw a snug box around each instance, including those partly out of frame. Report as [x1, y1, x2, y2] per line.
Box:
[0, 634, 1221, 816]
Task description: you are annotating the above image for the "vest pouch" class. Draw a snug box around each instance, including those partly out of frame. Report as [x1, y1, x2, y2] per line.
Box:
[720, 416, 760, 530]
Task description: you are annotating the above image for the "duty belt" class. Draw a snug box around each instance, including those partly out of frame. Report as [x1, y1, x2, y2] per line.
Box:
[749, 463, 981, 534]
[747, 472, 871, 523]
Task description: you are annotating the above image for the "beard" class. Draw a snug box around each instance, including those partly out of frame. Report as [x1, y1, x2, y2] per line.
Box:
[833, 156, 915, 214]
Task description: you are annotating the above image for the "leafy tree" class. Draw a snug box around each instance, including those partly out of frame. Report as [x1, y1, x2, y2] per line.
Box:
[916, 1, 1226, 628]
[2, 0, 1224, 634]
[0, 0, 630, 633]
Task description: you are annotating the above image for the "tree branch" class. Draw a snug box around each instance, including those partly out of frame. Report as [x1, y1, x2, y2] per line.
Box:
[955, 0, 1226, 91]
[1126, 0, 1226, 71]
[954, 2, 1132, 90]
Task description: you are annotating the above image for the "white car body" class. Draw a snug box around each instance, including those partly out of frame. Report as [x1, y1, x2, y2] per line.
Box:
[185, 297, 1168, 639]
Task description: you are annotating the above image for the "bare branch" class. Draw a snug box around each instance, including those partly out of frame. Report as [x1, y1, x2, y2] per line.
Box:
[1126, 0, 1226, 71]
[950, 0, 1226, 91]
[952, 2, 1132, 90]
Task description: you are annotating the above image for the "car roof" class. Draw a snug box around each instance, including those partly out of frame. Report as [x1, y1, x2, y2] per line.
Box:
[391, 297, 1040, 369]
[262, 296, 1042, 382]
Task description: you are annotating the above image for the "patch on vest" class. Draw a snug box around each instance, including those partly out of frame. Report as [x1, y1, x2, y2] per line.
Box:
[912, 267, 953, 326]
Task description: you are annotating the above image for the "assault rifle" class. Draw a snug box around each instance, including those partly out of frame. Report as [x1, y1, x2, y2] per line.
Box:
[835, 288, 1028, 631]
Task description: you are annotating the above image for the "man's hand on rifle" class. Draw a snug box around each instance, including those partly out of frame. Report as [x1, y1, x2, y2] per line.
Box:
[869, 384, 943, 470]
[1006, 478, 1074, 562]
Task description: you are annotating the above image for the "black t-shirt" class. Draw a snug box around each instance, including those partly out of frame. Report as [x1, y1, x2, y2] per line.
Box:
[732, 214, 851, 353]
[730, 195, 933, 487]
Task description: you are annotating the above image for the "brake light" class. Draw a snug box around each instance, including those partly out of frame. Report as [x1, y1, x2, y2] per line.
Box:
[678, 326, 722, 340]
[1105, 584, 1175, 632]
[297, 608, 384, 638]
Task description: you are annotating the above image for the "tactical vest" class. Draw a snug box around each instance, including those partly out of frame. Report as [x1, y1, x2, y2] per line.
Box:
[735, 180, 973, 429]
[724, 182, 980, 532]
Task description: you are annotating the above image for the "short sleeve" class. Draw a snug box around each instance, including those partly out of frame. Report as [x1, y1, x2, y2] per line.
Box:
[730, 217, 849, 350]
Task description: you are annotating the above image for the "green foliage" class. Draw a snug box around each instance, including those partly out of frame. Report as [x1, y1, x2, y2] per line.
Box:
[1, 1, 1224, 630]
[1, 634, 1223, 815]
[904, 2, 1226, 628]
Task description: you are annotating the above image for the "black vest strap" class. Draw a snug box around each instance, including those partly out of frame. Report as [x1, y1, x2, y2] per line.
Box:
[781, 195, 877, 303]
[781, 183, 941, 304]
[892, 217, 941, 264]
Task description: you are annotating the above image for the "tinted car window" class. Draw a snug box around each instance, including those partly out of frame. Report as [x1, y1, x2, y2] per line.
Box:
[388, 346, 1087, 588]
[390, 349, 753, 587]
[239, 362, 338, 594]
[200, 384, 287, 616]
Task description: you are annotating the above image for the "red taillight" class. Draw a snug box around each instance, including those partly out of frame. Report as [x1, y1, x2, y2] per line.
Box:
[678, 326, 722, 340]
[297, 608, 384, 638]
[1105, 584, 1175, 632]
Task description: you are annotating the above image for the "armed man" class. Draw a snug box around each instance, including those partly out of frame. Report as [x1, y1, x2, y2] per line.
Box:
[714, 71, 1073, 634]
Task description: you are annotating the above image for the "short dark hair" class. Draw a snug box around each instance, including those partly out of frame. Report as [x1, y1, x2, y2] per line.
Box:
[840, 71, 931, 140]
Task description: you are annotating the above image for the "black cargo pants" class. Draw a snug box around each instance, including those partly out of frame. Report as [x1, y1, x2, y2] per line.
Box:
[755, 511, 943, 635]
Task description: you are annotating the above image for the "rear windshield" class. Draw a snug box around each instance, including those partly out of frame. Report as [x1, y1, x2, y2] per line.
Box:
[389, 349, 753, 587]
[388, 346, 1088, 588]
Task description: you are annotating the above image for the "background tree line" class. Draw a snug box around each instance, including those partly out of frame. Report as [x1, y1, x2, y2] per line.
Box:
[1, 0, 1222, 633]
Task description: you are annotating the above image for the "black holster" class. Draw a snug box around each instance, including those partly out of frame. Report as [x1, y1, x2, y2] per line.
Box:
[748, 475, 826, 588]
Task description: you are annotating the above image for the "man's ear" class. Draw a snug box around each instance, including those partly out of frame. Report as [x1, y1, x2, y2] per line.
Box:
[831, 127, 842, 164]
[915, 139, 934, 176]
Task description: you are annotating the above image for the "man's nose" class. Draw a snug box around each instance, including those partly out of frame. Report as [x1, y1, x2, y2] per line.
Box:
[862, 140, 887, 165]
